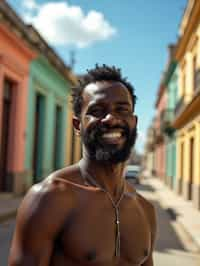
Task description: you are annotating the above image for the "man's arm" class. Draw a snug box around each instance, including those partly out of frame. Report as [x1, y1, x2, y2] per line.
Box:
[9, 181, 66, 266]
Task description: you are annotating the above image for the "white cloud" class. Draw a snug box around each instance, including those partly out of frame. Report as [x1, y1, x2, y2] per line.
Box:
[22, 1, 117, 48]
[22, 0, 39, 10]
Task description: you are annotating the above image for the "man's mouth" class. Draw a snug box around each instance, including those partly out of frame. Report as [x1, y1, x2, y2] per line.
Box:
[101, 130, 125, 144]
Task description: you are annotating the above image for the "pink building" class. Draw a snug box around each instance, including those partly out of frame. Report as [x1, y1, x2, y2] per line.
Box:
[0, 20, 36, 194]
[154, 84, 167, 181]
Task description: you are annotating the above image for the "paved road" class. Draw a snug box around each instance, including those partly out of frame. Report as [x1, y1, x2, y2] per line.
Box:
[0, 219, 15, 266]
[135, 182, 200, 266]
[1, 182, 200, 266]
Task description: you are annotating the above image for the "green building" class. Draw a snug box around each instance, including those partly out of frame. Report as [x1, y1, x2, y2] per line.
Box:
[163, 46, 178, 189]
[25, 27, 73, 187]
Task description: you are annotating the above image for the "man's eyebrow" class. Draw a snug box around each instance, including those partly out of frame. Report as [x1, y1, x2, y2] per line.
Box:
[116, 101, 132, 106]
[87, 100, 131, 107]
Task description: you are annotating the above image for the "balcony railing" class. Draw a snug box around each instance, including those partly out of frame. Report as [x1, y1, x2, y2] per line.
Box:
[174, 94, 191, 118]
[160, 109, 175, 135]
[194, 69, 200, 93]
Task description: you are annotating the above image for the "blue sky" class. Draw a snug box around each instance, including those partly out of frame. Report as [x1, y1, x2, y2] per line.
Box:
[8, 0, 187, 153]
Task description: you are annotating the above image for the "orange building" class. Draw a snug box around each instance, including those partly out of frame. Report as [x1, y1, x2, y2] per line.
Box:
[0, 6, 36, 194]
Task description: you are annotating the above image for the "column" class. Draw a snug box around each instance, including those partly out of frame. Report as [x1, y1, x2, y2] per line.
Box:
[193, 121, 200, 209]
[183, 133, 190, 200]
[175, 132, 181, 194]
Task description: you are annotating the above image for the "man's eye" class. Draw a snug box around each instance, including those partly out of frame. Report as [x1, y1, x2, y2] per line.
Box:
[89, 108, 104, 116]
[116, 107, 130, 113]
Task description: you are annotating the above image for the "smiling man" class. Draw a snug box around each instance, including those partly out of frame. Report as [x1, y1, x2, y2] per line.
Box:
[9, 65, 157, 266]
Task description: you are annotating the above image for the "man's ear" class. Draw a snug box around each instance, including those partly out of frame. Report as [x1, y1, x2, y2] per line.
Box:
[135, 115, 138, 125]
[133, 115, 138, 126]
[72, 116, 81, 136]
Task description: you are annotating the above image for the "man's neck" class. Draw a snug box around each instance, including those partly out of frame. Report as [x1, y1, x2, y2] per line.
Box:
[79, 157, 127, 199]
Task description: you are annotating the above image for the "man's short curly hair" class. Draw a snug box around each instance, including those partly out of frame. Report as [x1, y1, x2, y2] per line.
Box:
[71, 64, 137, 117]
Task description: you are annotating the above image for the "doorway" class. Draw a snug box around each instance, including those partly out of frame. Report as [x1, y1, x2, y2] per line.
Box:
[53, 105, 63, 170]
[32, 93, 45, 182]
[188, 137, 194, 200]
[0, 79, 13, 191]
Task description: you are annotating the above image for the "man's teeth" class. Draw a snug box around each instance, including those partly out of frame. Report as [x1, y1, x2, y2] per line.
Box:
[102, 132, 122, 138]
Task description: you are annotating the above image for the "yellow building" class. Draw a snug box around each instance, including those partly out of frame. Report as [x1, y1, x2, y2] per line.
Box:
[174, 0, 200, 209]
[65, 78, 82, 166]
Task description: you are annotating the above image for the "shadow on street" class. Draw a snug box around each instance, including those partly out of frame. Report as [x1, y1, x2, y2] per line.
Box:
[134, 183, 185, 252]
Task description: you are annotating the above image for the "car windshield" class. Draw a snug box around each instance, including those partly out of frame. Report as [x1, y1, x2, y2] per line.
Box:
[126, 165, 141, 172]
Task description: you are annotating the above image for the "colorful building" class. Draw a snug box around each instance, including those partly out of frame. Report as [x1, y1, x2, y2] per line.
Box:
[174, 0, 200, 209]
[24, 26, 76, 188]
[154, 83, 167, 181]
[144, 121, 156, 177]
[0, 1, 81, 194]
[65, 94, 82, 166]
[0, 2, 37, 194]
[162, 46, 178, 189]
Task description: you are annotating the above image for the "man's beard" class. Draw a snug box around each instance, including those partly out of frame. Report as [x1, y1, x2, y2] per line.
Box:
[81, 123, 137, 164]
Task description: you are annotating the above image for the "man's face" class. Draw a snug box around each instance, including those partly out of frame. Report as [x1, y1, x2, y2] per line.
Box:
[77, 81, 137, 164]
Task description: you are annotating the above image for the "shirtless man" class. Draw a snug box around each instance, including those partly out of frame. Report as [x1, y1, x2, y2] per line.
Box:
[9, 65, 157, 266]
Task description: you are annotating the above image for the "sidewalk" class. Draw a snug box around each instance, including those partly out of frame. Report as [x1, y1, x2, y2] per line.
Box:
[146, 177, 200, 251]
[0, 194, 22, 223]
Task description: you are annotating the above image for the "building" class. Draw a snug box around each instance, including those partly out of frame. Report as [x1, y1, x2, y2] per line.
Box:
[24, 26, 77, 188]
[173, 0, 200, 209]
[0, 1, 37, 194]
[144, 121, 156, 177]
[162, 45, 178, 190]
[154, 83, 167, 181]
[0, 1, 81, 194]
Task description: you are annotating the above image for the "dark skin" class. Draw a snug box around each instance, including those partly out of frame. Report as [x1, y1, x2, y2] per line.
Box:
[9, 81, 157, 266]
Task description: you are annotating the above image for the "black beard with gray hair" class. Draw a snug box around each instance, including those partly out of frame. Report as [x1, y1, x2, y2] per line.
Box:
[81, 123, 137, 164]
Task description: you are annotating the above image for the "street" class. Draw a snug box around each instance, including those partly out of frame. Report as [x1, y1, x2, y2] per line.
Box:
[1, 182, 200, 266]
[136, 182, 200, 266]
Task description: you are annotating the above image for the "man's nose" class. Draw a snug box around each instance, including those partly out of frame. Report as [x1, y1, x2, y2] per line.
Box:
[100, 112, 120, 125]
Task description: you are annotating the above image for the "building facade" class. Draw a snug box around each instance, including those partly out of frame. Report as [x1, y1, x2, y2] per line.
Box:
[0, 4, 36, 194]
[0, 1, 80, 194]
[174, 0, 200, 209]
[154, 84, 167, 181]
[65, 94, 82, 166]
[25, 56, 71, 186]
[162, 46, 178, 189]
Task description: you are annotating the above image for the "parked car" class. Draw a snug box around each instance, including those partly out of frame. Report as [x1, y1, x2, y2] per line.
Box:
[125, 165, 141, 184]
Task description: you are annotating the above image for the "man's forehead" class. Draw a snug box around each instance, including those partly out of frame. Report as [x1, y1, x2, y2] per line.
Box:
[83, 81, 129, 96]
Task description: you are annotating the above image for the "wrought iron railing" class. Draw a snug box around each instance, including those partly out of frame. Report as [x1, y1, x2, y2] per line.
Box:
[160, 109, 174, 135]
[194, 69, 200, 92]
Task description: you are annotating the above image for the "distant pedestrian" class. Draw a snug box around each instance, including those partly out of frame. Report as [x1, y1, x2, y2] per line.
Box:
[9, 64, 157, 266]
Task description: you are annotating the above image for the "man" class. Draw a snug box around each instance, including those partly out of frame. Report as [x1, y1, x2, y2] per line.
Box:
[9, 65, 157, 266]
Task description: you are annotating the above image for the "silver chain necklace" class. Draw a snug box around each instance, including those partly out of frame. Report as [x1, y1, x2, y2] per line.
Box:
[79, 162, 125, 257]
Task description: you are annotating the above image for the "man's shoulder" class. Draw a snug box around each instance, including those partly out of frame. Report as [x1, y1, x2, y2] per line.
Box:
[17, 164, 81, 223]
[31, 163, 82, 195]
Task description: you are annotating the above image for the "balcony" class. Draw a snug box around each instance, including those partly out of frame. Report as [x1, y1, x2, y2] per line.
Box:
[160, 109, 175, 136]
[194, 68, 200, 93]
[154, 126, 163, 144]
[175, 94, 191, 118]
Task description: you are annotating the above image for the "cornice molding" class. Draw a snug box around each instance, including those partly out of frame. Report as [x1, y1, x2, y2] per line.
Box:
[175, 0, 200, 61]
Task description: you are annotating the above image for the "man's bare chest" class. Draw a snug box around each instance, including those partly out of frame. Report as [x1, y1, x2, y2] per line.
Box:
[54, 190, 151, 265]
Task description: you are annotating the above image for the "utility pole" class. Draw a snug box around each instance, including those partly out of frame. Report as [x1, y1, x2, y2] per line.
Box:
[69, 50, 76, 70]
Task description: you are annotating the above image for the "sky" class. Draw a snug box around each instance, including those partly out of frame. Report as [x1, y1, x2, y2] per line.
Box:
[7, 0, 188, 153]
